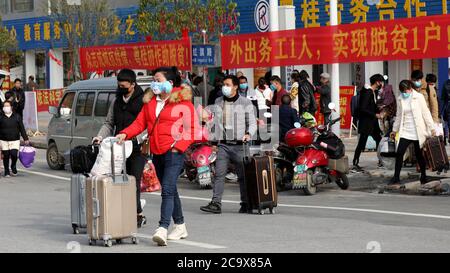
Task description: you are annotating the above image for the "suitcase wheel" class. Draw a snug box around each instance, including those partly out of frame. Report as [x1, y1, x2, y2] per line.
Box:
[132, 237, 139, 245]
[258, 210, 265, 215]
[88, 239, 96, 246]
[269, 208, 275, 214]
[104, 240, 113, 247]
[116, 239, 122, 244]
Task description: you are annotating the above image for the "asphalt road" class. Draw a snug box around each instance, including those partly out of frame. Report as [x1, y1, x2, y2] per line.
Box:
[0, 149, 450, 253]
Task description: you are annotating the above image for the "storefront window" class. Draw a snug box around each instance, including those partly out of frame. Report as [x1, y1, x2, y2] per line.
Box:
[63, 51, 74, 87]
[0, 0, 8, 14]
[11, 0, 33, 13]
[35, 52, 46, 89]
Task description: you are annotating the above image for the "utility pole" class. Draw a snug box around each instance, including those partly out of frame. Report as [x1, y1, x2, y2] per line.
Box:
[330, 0, 340, 136]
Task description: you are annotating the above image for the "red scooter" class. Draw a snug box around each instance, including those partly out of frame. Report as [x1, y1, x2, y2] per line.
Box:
[184, 142, 217, 189]
[285, 104, 349, 195]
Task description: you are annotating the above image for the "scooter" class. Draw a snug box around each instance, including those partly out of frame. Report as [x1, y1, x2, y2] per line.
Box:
[285, 103, 350, 195]
[184, 142, 217, 189]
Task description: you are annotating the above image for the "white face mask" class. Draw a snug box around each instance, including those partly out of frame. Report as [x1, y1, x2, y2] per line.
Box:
[3, 107, 12, 114]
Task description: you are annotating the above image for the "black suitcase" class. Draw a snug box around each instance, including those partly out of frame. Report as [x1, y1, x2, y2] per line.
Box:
[423, 136, 449, 173]
[70, 145, 99, 174]
[243, 144, 277, 215]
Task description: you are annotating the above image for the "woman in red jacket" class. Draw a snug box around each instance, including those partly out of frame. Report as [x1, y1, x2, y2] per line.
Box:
[117, 67, 197, 247]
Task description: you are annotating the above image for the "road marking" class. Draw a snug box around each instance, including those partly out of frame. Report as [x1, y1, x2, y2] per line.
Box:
[19, 169, 70, 181]
[136, 233, 226, 249]
[143, 192, 450, 220]
[20, 170, 450, 221]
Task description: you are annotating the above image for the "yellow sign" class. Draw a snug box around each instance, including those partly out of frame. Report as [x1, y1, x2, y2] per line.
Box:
[280, 0, 293, 6]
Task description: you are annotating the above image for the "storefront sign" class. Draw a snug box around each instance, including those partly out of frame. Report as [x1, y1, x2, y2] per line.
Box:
[192, 45, 215, 66]
[79, 39, 192, 73]
[221, 14, 450, 69]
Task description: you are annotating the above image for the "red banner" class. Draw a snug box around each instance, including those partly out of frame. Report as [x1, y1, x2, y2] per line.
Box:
[79, 39, 192, 73]
[35, 89, 64, 112]
[221, 14, 450, 69]
[315, 86, 355, 130]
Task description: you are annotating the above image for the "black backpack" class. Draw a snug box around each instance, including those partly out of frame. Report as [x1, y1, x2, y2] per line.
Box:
[70, 145, 99, 174]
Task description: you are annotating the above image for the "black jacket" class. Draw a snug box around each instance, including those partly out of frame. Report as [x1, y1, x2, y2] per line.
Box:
[298, 80, 317, 115]
[318, 84, 331, 114]
[357, 87, 380, 135]
[441, 80, 450, 120]
[0, 113, 28, 142]
[113, 85, 144, 153]
[279, 105, 300, 142]
[6, 87, 25, 114]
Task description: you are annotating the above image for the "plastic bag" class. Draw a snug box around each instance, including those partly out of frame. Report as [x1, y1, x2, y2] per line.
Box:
[90, 137, 133, 176]
[19, 146, 36, 168]
[141, 160, 161, 192]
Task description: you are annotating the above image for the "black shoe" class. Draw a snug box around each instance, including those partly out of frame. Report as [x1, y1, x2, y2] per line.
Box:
[200, 201, 222, 214]
[420, 175, 429, 185]
[137, 215, 147, 228]
[238, 203, 251, 214]
[387, 178, 400, 185]
[351, 165, 363, 173]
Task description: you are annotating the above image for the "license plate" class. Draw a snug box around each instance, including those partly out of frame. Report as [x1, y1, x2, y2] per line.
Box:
[293, 172, 307, 189]
[197, 166, 210, 174]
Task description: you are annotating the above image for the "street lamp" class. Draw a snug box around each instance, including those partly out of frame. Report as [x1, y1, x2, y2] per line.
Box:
[202, 29, 208, 106]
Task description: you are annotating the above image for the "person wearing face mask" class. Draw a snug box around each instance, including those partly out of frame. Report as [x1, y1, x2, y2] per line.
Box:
[411, 70, 439, 123]
[93, 69, 147, 228]
[200, 75, 257, 215]
[352, 74, 384, 171]
[269, 76, 289, 106]
[0, 101, 29, 178]
[389, 80, 435, 185]
[117, 66, 197, 247]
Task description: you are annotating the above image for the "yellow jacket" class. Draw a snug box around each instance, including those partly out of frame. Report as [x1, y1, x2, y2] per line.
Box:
[417, 81, 439, 122]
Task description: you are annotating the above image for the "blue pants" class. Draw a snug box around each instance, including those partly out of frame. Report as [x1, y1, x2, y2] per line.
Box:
[153, 151, 185, 229]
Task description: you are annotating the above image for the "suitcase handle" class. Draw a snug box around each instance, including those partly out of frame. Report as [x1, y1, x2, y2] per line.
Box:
[243, 141, 251, 165]
[109, 138, 128, 183]
[93, 198, 100, 219]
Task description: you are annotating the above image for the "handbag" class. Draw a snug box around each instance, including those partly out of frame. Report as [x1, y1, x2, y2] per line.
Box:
[379, 137, 396, 158]
[140, 160, 161, 192]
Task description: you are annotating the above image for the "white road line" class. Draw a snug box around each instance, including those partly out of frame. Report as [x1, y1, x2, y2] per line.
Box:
[19, 169, 70, 181]
[21, 170, 450, 221]
[136, 233, 226, 249]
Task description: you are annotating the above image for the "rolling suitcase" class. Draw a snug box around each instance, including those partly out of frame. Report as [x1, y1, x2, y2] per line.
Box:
[71, 173, 88, 234]
[86, 139, 138, 247]
[422, 136, 449, 173]
[243, 143, 277, 215]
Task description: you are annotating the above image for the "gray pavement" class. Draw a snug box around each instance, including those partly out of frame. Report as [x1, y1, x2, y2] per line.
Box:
[1, 149, 450, 253]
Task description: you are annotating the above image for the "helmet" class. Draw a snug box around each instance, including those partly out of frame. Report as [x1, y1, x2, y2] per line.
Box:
[285, 127, 314, 147]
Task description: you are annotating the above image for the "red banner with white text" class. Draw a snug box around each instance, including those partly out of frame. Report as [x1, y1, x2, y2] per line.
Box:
[221, 14, 450, 69]
[79, 39, 192, 73]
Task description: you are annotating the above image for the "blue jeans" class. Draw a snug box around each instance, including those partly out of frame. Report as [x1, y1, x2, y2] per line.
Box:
[153, 151, 185, 229]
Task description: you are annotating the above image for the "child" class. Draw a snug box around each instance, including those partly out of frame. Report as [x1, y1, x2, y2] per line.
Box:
[0, 101, 29, 177]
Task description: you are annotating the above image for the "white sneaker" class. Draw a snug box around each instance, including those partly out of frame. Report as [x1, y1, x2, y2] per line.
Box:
[140, 199, 146, 209]
[152, 227, 168, 246]
[168, 223, 188, 240]
[225, 172, 238, 181]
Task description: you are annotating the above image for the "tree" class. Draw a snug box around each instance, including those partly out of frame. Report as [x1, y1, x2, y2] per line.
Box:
[136, 0, 239, 43]
[47, 0, 120, 81]
[0, 15, 18, 57]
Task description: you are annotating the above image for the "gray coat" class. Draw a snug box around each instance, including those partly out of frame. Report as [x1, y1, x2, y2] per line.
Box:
[208, 95, 257, 142]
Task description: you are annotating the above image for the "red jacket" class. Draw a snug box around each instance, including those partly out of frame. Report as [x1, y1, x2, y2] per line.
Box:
[121, 86, 198, 155]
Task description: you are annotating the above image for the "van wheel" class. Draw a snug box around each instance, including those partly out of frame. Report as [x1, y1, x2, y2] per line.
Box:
[47, 143, 64, 170]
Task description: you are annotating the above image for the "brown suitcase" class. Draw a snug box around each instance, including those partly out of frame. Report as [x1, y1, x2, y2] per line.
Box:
[422, 136, 449, 173]
[86, 139, 138, 247]
[243, 144, 278, 215]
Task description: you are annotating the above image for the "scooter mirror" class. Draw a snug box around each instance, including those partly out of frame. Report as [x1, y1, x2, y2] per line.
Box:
[263, 112, 272, 118]
[294, 122, 301, 128]
[328, 102, 336, 111]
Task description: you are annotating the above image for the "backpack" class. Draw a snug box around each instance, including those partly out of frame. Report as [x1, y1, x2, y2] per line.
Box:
[70, 145, 99, 174]
[351, 90, 361, 119]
